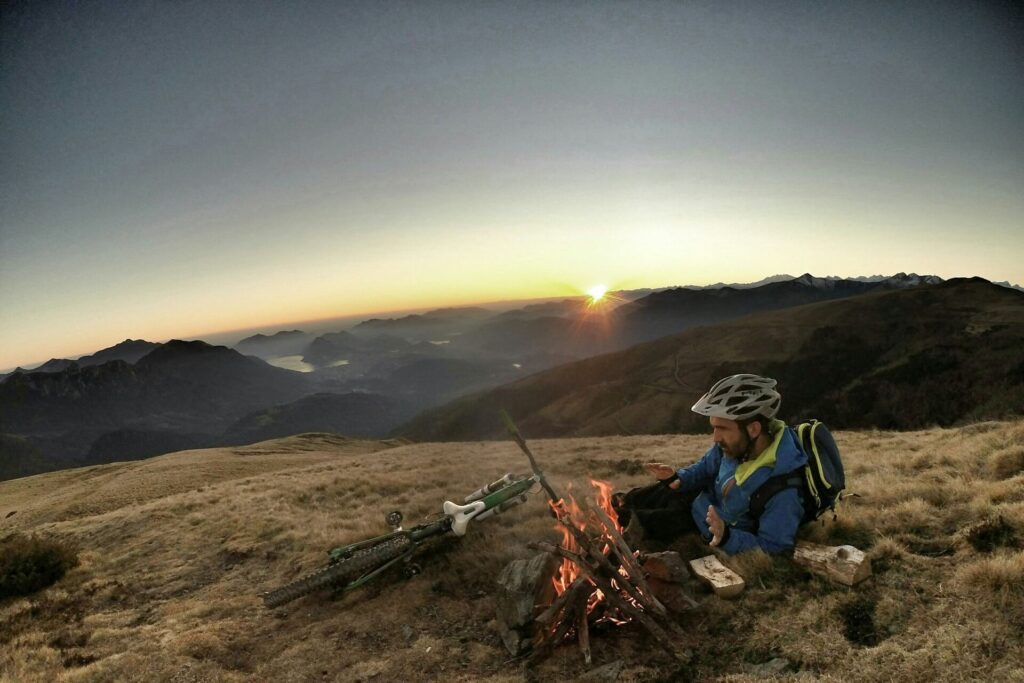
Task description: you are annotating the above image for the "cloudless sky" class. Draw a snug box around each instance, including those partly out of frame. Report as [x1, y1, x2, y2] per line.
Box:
[1, 1, 1022, 370]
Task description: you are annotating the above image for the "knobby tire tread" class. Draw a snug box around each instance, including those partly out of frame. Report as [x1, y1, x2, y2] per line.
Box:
[263, 535, 412, 608]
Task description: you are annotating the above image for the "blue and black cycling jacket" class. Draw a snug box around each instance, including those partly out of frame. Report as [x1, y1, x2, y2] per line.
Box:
[676, 419, 807, 555]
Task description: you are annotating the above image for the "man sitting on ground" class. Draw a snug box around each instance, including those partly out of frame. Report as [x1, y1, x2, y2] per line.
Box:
[613, 374, 807, 555]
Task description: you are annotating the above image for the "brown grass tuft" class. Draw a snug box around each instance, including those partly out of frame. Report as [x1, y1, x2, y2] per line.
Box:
[961, 516, 1020, 553]
[956, 551, 1024, 597]
[986, 445, 1024, 480]
[0, 533, 78, 599]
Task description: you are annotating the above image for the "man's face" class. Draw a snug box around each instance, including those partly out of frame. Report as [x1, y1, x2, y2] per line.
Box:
[709, 417, 749, 458]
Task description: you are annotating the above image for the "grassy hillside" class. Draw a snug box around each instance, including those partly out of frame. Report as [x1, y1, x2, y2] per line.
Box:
[1, 422, 1022, 681]
[400, 279, 1024, 441]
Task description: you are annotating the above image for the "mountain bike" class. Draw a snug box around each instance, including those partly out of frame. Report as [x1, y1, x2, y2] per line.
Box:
[262, 472, 540, 608]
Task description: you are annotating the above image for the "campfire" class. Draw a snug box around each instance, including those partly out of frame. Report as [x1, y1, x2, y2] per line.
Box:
[494, 414, 691, 664]
[525, 479, 686, 663]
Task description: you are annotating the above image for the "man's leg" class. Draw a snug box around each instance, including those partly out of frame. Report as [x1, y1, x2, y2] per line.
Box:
[613, 483, 700, 542]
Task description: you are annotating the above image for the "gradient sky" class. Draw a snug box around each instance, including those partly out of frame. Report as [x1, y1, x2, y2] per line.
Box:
[2, 1, 1022, 370]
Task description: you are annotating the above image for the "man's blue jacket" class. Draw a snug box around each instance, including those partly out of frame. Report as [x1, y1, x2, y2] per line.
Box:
[676, 420, 807, 555]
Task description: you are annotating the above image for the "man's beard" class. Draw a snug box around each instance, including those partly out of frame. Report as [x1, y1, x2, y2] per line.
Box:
[723, 432, 752, 461]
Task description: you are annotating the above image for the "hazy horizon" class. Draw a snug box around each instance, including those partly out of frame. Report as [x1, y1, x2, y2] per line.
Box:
[1, 286, 600, 371]
[3, 2, 1022, 371]
[4, 271, 1020, 373]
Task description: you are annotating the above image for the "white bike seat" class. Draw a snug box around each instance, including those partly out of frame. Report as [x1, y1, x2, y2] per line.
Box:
[443, 500, 486, 536]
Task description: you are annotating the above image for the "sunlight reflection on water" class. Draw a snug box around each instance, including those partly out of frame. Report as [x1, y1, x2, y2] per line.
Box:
[266, 355, 315, 373]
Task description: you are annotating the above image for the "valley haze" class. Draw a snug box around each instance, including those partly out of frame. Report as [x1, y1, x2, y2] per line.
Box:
[3, 273, 1023, 483]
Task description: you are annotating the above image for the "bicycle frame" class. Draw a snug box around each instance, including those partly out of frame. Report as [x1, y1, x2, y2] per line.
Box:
[263, 417, 553, 608]
[322, 472, 539, 594]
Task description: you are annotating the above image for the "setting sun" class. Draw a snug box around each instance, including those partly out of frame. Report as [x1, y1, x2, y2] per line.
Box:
[587, 285, 608, 303]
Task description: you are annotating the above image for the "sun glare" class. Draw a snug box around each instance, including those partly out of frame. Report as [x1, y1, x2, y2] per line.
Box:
[587, 285, 608, 303]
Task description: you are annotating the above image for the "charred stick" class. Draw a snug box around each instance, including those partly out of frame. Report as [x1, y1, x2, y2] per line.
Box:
[592, 506, 668, 617]
[576, 592, 592, 665]
[529, 542, 684, 660]
[575, 559, 681, 657]
[535, 575, 588, 626]
[552, 596, 578, 644]
[537, 513, 649, 617]
[561, 520, 649, 609]
[530, 585, 584, 662]
[528, 541, 592, 570]
[535, 543, 682, 658]
[596, 580, 684, 658]
[530, 543, 644, 628]
[529, 542, 609, 601]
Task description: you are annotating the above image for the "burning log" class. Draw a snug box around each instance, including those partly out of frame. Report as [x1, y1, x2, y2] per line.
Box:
[592, 506, 668, 617]
[535, 575, 588, 627]
[527, 540, 684, 658]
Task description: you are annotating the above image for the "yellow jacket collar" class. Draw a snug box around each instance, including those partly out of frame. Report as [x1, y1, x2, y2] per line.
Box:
[735, 419, 787, 486]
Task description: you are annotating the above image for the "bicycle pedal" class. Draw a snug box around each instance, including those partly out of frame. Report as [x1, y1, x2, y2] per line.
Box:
[386, 510, 403, 530]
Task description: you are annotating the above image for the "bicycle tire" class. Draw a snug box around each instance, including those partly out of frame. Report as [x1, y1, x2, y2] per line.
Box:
[262, 535, 412, 608]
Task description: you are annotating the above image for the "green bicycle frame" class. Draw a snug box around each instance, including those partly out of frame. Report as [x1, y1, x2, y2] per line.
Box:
[326, 473, 538, 577]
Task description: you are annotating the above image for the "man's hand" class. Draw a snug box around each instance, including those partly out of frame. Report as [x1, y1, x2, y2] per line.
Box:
[644, 462, 680, 489]
[706, 505, 725, 546]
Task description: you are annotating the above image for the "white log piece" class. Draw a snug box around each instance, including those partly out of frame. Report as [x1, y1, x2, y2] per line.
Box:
[792, 541, 872, 586]
[688, 555, 745, 598]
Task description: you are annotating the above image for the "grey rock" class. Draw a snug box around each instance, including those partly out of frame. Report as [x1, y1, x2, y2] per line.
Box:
[495, 619, 529, 657]
[495, 553, 558, 656]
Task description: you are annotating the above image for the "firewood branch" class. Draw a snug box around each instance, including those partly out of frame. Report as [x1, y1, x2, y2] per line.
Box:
[535, 575, 588, 626]
[528, 541, 685, 660]
[592, 506, 668, 617]
[501, 410, 563, 503]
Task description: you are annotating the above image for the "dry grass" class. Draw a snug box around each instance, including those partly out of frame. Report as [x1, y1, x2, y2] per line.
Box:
[1, 423, 1023, 681]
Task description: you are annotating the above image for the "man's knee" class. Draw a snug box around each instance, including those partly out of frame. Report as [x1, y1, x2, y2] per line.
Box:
[613, 484, 698, 542]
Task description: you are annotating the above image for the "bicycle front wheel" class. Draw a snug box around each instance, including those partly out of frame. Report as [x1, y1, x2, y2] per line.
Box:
[262, 534, 413, 608]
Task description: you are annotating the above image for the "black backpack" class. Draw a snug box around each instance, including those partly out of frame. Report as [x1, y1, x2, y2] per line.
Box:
[748, 420, 845, 524]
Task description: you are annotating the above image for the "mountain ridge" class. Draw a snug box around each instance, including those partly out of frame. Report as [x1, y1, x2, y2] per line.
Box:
[399, 278, 1024, 441]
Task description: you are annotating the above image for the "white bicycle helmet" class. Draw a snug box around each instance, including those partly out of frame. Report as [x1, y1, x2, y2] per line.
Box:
[691, 374, 781, 420]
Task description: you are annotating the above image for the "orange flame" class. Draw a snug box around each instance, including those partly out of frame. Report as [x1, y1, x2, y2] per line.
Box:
[550, 478, 622, 597]
[590, 478, 621, 532]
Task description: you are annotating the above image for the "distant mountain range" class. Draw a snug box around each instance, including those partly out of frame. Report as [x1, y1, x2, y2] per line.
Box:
[399, 278, 1024, 441]
[234, 330, 312, 358]
[0, 340, 311, 478]
[680, 273, 945, 290]
[608, 272, 947, 346]
[1, 339, 159, 377]
[5, 273, 1019, 481]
